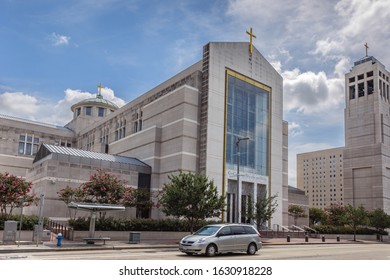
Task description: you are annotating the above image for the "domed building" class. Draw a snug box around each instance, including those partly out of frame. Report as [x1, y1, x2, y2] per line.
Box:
[66, 84, 119, 135]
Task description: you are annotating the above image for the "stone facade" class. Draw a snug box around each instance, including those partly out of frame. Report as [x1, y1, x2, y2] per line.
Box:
[344, 56, 390, 213]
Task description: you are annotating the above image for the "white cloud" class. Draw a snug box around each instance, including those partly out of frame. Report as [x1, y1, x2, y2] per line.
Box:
[46, 87, 126, 125]
[0, 92, 39, 117]
[283, 69, 344, 117]
[50, 32, 71, 46]
[314, 0, 390, 64]
[99, 87, 126, 108]
[0, 87, 126, 126]
[313, 38, 344, 57]
[288, 122, 303, 137]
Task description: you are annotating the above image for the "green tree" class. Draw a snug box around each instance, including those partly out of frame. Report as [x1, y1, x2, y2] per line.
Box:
[309, 207, 327, 226]
[160, 172, 225, 233]
[343, 205, 368, 242]
[57, 186, 85, 219]
[288, 204, 307, 226]
[324, 204, 346, 226]
[368, 208, 390, 234]
[248, 193, 278, 230]
[0, 172, 37, 217]
[123, 188, 154, 218]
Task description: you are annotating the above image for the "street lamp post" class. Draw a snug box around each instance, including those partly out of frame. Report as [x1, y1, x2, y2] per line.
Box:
[236, 136, 249, 223]
[18, 198, 24, 247]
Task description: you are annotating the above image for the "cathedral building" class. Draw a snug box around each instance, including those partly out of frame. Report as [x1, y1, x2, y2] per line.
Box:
[0, 38, 288, 226]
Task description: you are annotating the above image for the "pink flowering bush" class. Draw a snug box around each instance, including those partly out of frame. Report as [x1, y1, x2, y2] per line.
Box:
[0, 172, 37, 217]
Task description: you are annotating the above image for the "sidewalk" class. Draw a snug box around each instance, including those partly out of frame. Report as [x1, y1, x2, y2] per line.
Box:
[1, 236, 382, 255]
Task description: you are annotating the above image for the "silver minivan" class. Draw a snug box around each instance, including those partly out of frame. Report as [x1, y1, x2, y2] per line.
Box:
[179, 224, 262, 256]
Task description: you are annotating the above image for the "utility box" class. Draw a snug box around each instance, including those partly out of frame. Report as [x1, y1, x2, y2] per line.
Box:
[129, 232, 141, 244]
[42, 230, 51, 241]
[3, 220, 18, 244]
[33, 224, 44, 242]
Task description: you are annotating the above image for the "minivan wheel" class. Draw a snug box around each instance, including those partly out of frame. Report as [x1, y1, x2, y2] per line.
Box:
[206, 244, 217, 257]
[247, 243, 257, 255]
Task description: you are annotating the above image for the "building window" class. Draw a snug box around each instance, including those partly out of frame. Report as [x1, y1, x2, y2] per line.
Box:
[18, 134, 39, 156]
[100, 127, 109, 144]
[367, 80, 374, 95]
[98, 107, 105, 117]
[133, 110, 143, 133]
[85, 106, 92, 116]
[349, 85, 356, 99]
[76, 108, 81, 116]
[134, 122, 138, 133]
[115, 118, 126, 140]
[86, 134, 94, 151]
[358, 83, 365, 97]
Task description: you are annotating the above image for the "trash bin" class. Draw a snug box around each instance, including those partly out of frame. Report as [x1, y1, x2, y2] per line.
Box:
[129, 232, 141, 244]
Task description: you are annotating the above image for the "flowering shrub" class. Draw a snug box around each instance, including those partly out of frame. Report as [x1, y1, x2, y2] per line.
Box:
[0, 172, 37, 217]
[57, 169, 155, 220]
[81, 169, 127, 204]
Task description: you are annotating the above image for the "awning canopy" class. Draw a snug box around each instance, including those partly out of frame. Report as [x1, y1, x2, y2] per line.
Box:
[68, 202, 125, 212]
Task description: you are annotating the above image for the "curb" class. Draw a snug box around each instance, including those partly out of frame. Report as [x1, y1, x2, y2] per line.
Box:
[2, 240, 379, 254]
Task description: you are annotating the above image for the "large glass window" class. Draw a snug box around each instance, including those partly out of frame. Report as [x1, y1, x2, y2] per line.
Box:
[225, 72, 270, 176]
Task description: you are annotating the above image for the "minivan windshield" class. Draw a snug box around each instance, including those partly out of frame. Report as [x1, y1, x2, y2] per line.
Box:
[194, 226, 221, 236]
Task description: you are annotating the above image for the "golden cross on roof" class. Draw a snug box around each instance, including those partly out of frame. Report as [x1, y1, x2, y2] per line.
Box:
[97, 83, 103, 98]
[364, 42, 369, 57]
[246, 27, 256, 55]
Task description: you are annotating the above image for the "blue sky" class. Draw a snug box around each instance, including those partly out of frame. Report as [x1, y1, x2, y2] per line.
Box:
[1, 0, 390, 186]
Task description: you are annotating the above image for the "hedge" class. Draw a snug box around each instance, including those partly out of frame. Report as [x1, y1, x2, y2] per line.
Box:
[68, 217, 219, 232]
[0, 214, 48, 230]
[312, 225, 388, 235]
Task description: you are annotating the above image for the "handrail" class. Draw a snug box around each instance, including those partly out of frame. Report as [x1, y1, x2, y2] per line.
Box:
[273, 224, 290, 232]
[290, 225, 305, 232]
[303, 225, 318, 233]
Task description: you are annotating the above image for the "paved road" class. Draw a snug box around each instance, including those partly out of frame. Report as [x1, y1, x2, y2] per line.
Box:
[4, 243, 390, 260]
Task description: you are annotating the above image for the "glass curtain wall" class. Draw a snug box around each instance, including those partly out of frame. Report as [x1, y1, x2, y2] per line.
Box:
[225, 71, 270, 177]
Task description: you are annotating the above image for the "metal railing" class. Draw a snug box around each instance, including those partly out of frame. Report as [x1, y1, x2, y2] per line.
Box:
[47, 220, 73, 240]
